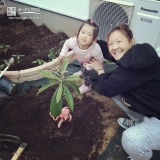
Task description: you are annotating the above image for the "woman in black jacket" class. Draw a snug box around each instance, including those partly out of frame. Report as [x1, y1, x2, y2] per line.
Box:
[90, 23, 160, 160]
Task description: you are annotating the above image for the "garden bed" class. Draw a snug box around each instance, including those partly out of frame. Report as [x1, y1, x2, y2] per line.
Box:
[0, 14, 68, 71]
[0, 14, 127, 160]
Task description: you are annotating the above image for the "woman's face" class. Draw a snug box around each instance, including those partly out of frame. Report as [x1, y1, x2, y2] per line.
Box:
[108, 30, 134, 60]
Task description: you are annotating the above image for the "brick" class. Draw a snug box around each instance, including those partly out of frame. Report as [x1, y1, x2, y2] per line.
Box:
[3, 71, 20, 78]
[18, 76, 28, 83]
[27, 73, 43, 81]
[37, 62, 54, 71]
[19, 67, 40, 77]
[9, 78, 19, 83]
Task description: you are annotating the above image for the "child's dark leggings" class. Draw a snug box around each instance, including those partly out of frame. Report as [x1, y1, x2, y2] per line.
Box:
[81, 65, 90, 86]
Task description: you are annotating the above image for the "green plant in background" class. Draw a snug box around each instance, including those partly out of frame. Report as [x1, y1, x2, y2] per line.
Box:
[12, 54, 25, 63]
[37, 58, 82, 118]
[48, 48, 55, 61]
[0, 44, 10, 54]
[56, 39, 66, 56]
[48, 39, 66, 61]
[3, 59, 10, 66]
[0, 59, 10, 70]
[0, 64, 5, 70]
[32, 59, 46, 65]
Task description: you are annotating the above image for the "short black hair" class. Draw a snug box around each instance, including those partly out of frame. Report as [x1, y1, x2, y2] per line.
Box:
[77, 19, 99, 41]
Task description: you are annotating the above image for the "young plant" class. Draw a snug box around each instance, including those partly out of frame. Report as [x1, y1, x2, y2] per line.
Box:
[47, 39, 66, 61]
[55, 39, 66, 56]
[0, 59, 10, 70]
[0, 64, 5, 70]
[32, 59, 46, 65]
[37, 58, 82, 119]
[48, 48, 55, 61]
[12, 54, 25, 63]
[0, 44, 10, 54]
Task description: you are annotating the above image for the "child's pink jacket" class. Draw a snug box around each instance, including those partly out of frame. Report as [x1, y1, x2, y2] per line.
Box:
[60, 36, 104, 64]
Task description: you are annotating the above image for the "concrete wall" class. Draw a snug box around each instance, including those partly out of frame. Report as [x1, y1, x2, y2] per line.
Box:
[5, 0, 84, 37]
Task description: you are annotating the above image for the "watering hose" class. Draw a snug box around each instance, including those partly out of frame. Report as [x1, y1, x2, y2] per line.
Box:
[0, 134, 21, 144]
[0, 134, 27, 160]
[0, 57, 14, 78]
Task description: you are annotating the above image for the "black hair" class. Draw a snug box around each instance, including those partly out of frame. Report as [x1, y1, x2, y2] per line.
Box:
[107, 23, 133, 43]
[77, 19, 99, 41]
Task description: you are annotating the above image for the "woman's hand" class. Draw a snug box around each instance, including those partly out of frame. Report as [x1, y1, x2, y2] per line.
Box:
[90, 58, 103, 70]
[90, 58, 105, 74]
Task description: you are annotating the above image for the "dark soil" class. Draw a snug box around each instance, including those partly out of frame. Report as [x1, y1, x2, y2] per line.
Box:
[0, 14, 68, 71]
[1, 13, 159, 160]
[0, 87, 105, 160]
[0, 14, 107, 160]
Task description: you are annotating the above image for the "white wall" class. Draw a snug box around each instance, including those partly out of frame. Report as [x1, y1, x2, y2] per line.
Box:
[5, 0, 84, 37]
[13, 0, 90, 20]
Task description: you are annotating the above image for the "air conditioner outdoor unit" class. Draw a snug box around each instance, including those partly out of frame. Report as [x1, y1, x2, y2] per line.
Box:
[90, 0, 160, 54]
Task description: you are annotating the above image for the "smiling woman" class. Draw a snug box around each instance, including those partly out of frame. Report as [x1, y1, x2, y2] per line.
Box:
[107, 24, 134, 61]
[90, 22, 160, 160]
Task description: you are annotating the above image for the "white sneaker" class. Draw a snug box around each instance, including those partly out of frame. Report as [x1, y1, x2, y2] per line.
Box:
[73, 70, 82, 77]
[127, 156, 134, 160]
[79, 84, 91, 94]
[118, 118, 136, 129]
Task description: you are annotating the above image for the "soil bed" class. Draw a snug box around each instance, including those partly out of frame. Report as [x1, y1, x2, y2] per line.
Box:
[0, 14, 126, 160]
[0, 14, 68, 71]
[0, 87, 106, 160]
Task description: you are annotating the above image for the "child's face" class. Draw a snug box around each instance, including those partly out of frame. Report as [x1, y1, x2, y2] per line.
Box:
[78, 24, 94, 49]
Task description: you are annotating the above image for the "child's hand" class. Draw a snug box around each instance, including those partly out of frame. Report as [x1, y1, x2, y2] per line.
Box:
[58, 55, 65, 62]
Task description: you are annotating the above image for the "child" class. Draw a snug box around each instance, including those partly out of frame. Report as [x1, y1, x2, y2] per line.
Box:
[58, 19, 104, 94]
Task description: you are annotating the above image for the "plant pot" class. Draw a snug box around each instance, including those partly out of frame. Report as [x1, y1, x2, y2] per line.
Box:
[0, 76, 17, 95]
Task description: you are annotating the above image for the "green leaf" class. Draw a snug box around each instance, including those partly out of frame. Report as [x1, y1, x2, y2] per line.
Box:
[50, 89, 62, 118]
[5, 45, 10, 48]
[65, 75, 82, 82]
[63, 85, 74, 111]
[4, 59, 9, 65]
[53, 70, 61, 78]
[59, 40, 66, 46]
[56, 83, 63, 103]
[61, 58, 69, 71]
[49, 79, 59, 84]
[36, 81, 58, 95]
[65, 81, 81, 96]
[32, 61, 37, 63]
[0, 64, 5, 70]
[40, 70, 60, 80]
[55, 49, 60, 55]
[49, 48, 54, 54]
[48, 49, 54, 60]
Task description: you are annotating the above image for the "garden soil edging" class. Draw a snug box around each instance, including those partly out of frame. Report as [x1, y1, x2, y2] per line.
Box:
[1, 51, 76, 83]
